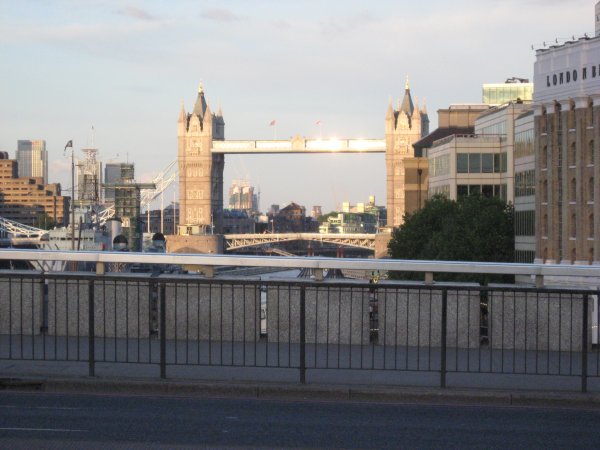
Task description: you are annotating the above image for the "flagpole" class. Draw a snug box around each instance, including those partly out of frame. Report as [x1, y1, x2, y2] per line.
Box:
[70, 143, 75, 251]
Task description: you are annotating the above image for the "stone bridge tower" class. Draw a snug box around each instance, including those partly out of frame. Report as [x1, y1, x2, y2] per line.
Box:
[385, 79, 429, 228]
[177, 83, 225, 235]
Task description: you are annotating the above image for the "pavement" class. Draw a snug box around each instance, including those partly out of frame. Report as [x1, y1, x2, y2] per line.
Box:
[1, 374, 600, 410]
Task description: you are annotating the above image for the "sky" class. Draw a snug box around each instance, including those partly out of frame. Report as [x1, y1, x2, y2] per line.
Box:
[0, 0, 595, 213]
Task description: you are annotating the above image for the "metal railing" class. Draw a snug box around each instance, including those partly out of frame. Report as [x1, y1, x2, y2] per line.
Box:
[0, 250, 600, 391]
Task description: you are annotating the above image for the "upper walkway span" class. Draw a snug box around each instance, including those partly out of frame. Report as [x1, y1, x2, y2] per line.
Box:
[211, 138, 386, 154]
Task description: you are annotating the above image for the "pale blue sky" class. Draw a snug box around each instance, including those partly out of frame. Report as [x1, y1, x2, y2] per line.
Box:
[0, 0, 593, 212]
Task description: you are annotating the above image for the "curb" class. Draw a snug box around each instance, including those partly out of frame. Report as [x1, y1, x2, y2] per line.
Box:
[2, 376, 600, 409]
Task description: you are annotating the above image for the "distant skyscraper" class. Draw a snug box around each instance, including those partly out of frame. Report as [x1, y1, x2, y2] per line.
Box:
[228, 179, 258, 212]
[17, 140, 48, 183]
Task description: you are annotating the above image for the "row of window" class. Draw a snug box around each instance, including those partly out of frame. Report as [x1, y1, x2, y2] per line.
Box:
[515, 170, 535, 197]
[515, 250, 536, 264]
[515, 210, 535, 236]
[540, 212, 595, 238]
[514, 129, 534, 158]
[457, 184, 507, 200]
[430, 154, 450, 178]
[478, 122, 507, 136]
[456, 153, 507, 174]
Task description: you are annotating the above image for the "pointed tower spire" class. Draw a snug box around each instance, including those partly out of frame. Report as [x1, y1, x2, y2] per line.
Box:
[399, 76, 414, 116]
[192, 81, 208, 119]
[386, 98, 394, 119]
[422, 98, 428, 114]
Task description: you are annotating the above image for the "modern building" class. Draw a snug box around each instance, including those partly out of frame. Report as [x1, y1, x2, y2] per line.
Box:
[319, 212, 377, 234]
[17, 140, 48, 184]
[427, 101, 532, 202]
[228, 179, 258, 213]
[0, 152, 68, 226]
[482, 78, 534, 106]
[385, 79, 430, 227]
[514, 111, 536, 264]
[104, 162, 132, 203]
[533, 4, 600, 267]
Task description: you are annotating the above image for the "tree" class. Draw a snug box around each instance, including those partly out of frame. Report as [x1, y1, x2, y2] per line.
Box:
[388, 195, 514, 284]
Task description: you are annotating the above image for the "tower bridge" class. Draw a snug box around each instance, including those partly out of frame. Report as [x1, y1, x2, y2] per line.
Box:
[175, 80, 430, 257]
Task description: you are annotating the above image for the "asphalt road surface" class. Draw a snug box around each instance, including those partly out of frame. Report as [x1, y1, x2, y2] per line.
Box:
[0, 391, 598, 449]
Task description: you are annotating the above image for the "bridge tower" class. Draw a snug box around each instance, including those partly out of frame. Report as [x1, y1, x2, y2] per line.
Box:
[177, 83, 225, 235]
[385, 78, 429, 228]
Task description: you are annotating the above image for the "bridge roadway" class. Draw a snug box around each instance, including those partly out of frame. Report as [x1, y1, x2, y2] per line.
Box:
[224, 233, 376, 251]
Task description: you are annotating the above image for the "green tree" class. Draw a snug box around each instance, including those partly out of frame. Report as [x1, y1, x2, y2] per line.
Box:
[388, 195, 514, 284]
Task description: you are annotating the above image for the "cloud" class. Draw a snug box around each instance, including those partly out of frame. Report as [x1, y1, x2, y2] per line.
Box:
[200, 8, 242, 22]
[116, 6, 157, 22]
[318, 11, 379, 38]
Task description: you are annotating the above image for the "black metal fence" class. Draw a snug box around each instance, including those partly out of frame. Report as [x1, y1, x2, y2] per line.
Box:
[0, 271, 599, 392]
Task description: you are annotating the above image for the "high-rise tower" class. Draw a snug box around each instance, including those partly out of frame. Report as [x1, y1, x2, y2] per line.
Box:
[17, 140, 48, 184]
[385, 79, 429, 227]
[177, 83, 225, 234]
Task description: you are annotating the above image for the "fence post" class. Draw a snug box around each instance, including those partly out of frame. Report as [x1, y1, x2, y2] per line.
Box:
[88, 279, 95, 377]
[582, 293, 589, 393]
[300, 286, 306, 384]
[160, 283, 167, 379]
[440, 289, 448, 388]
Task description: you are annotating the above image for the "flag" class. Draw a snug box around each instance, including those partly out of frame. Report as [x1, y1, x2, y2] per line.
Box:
[64, 140, 73, 155]
[269, 120, 276, 126]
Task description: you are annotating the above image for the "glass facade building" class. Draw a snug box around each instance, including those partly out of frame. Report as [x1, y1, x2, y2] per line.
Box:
[16, 140, 48, 184]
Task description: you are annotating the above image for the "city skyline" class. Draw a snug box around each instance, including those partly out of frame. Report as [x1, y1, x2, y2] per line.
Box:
[0, 0, 593, 212]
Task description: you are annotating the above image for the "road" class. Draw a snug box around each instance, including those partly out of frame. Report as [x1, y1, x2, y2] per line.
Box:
[0, 391, 598, 449]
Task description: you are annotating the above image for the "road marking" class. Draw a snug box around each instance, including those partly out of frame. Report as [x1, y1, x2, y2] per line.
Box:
[0, 405, 83, 411]
[0, 427, 86, 433]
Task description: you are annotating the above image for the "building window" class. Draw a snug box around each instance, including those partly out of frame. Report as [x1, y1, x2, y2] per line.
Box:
[570, 177, 577, 202]
[542, 213, 548, 236]
[571, 247, 577, 263]
[482, 153, 494, 173]
[570, 212, 577, 238]
[590, 213, 595, 238]
[457, 154, 468, 173]
[469, 154, 481, 173]
[541, 179, 548, 203]
[569, 142, 577, 167]
[588, 140, 595, 165]
[515, 210, 535, 236]
[589, 177, 595, 202]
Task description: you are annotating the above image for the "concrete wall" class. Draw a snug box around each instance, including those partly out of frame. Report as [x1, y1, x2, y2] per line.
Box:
[378, 288, 480, 349]
[164, 282, 259, 342]
[0, 277, 42, 335]
[47, 276, 150, 338]
[489, 291, 592, 351]
[266, 285, 370, 345]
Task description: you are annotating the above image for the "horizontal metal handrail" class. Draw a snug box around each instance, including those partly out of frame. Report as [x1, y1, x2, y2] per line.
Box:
[1, 248, 600, 278]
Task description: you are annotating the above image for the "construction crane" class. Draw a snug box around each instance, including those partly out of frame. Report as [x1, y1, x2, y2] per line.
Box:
[140, 160, 177, 233]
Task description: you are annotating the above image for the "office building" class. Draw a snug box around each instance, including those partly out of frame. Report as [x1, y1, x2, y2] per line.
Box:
[17, 140, 48, 184]
[514, 111, 536, 264]
[483, 78, 534, 106]
[427, 101, 531, 201]
[0, 152, 68, 226]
